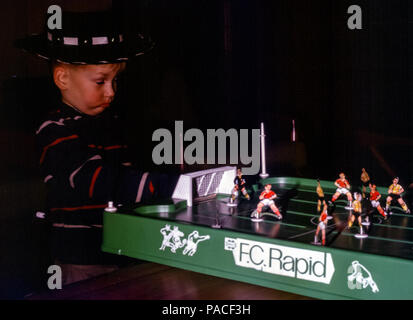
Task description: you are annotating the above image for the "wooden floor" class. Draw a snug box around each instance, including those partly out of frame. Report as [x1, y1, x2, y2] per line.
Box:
[26, 262, 313, 300]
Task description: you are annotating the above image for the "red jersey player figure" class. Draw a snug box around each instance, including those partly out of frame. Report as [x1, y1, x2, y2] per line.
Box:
[369, 184, 387, 220]
[349, 192, 367, 238]
[251, 184, 282, 222]
[313, 204, 328, 246]
[385, 177, 410, 214]
[229, 168, 250, 206]
[329, 173, 353, 210]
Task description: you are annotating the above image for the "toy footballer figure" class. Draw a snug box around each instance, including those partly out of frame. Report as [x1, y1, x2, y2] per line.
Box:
[316, 179, 327, 214]
[251, 184, 282, 221]
[314, 204, 328, 246]
[369, 184, 387, 220]
[385, 177, 411, 214]
[330, 173, 353, 210]
[231, 168, 250, 202]
[360, 168, 370, 199]
[348, 192, 367, 238]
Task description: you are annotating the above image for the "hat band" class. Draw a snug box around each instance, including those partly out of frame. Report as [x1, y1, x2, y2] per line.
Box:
[64, 37, 78, 46]
[92, 37, 108, 45]
[47, 32, 124, 46]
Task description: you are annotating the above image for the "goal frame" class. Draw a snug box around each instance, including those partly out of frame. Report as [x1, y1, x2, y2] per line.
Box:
[172, 166, 237, 206]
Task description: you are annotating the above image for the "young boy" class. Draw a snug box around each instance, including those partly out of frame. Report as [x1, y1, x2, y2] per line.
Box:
[386, 177, 411, 214]
[251, 184, 282, 220]
[17, 11, 174, 285]
[330, 172, 353, 209]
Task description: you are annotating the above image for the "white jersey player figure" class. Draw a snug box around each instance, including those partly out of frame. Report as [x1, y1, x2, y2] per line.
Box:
[314, 204, 328, 246]
[182, 231, 210, 256]
[231, 168, 250, 202]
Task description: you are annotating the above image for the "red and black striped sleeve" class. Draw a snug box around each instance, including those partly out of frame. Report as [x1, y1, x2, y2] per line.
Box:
[36, 116, 159, 205]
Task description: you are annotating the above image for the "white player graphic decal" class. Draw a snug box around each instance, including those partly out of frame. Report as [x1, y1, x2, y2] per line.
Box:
[160, 225, 186, 253]
[160, 225, 210, 256]
[347, 260, 379, 293]
[182, 231, 210, 256]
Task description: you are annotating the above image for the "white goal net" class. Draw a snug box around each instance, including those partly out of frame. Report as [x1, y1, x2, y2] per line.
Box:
[172, 166, 236, 206]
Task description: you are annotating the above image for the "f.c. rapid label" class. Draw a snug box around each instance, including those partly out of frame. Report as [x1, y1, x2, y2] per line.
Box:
[225, 237, 335, 284]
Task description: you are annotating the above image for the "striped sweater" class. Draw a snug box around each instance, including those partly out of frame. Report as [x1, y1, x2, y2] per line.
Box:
[36, 103, 175, 264]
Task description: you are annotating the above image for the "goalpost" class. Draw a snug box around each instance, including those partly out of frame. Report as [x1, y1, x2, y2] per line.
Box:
[172, 166, 237, 206]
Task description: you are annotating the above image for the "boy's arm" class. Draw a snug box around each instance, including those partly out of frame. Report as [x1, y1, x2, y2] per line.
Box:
[37, 125, 175, 205]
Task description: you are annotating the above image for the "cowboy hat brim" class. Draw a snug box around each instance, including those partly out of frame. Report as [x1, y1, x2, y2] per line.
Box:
[15, 32, 154, 64]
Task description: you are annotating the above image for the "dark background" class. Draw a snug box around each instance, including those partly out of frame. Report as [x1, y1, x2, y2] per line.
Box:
[0, 0, 412, 298]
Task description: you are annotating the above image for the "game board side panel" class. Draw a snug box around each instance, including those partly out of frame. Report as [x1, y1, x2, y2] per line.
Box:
[102, 212, 413, 300]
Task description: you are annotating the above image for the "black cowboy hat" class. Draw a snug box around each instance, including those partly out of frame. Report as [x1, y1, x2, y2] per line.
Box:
[15, 10, 154, 64]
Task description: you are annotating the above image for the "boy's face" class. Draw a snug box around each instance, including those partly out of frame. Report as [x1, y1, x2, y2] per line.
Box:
[56, 63, 125, 116]
[339, 173, 345, 179]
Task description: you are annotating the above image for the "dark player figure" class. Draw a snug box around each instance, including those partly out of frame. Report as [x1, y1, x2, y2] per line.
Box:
[316, 179, 327, 214]
[231, 168, 250, 202]
[360, 168, 370, 199]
